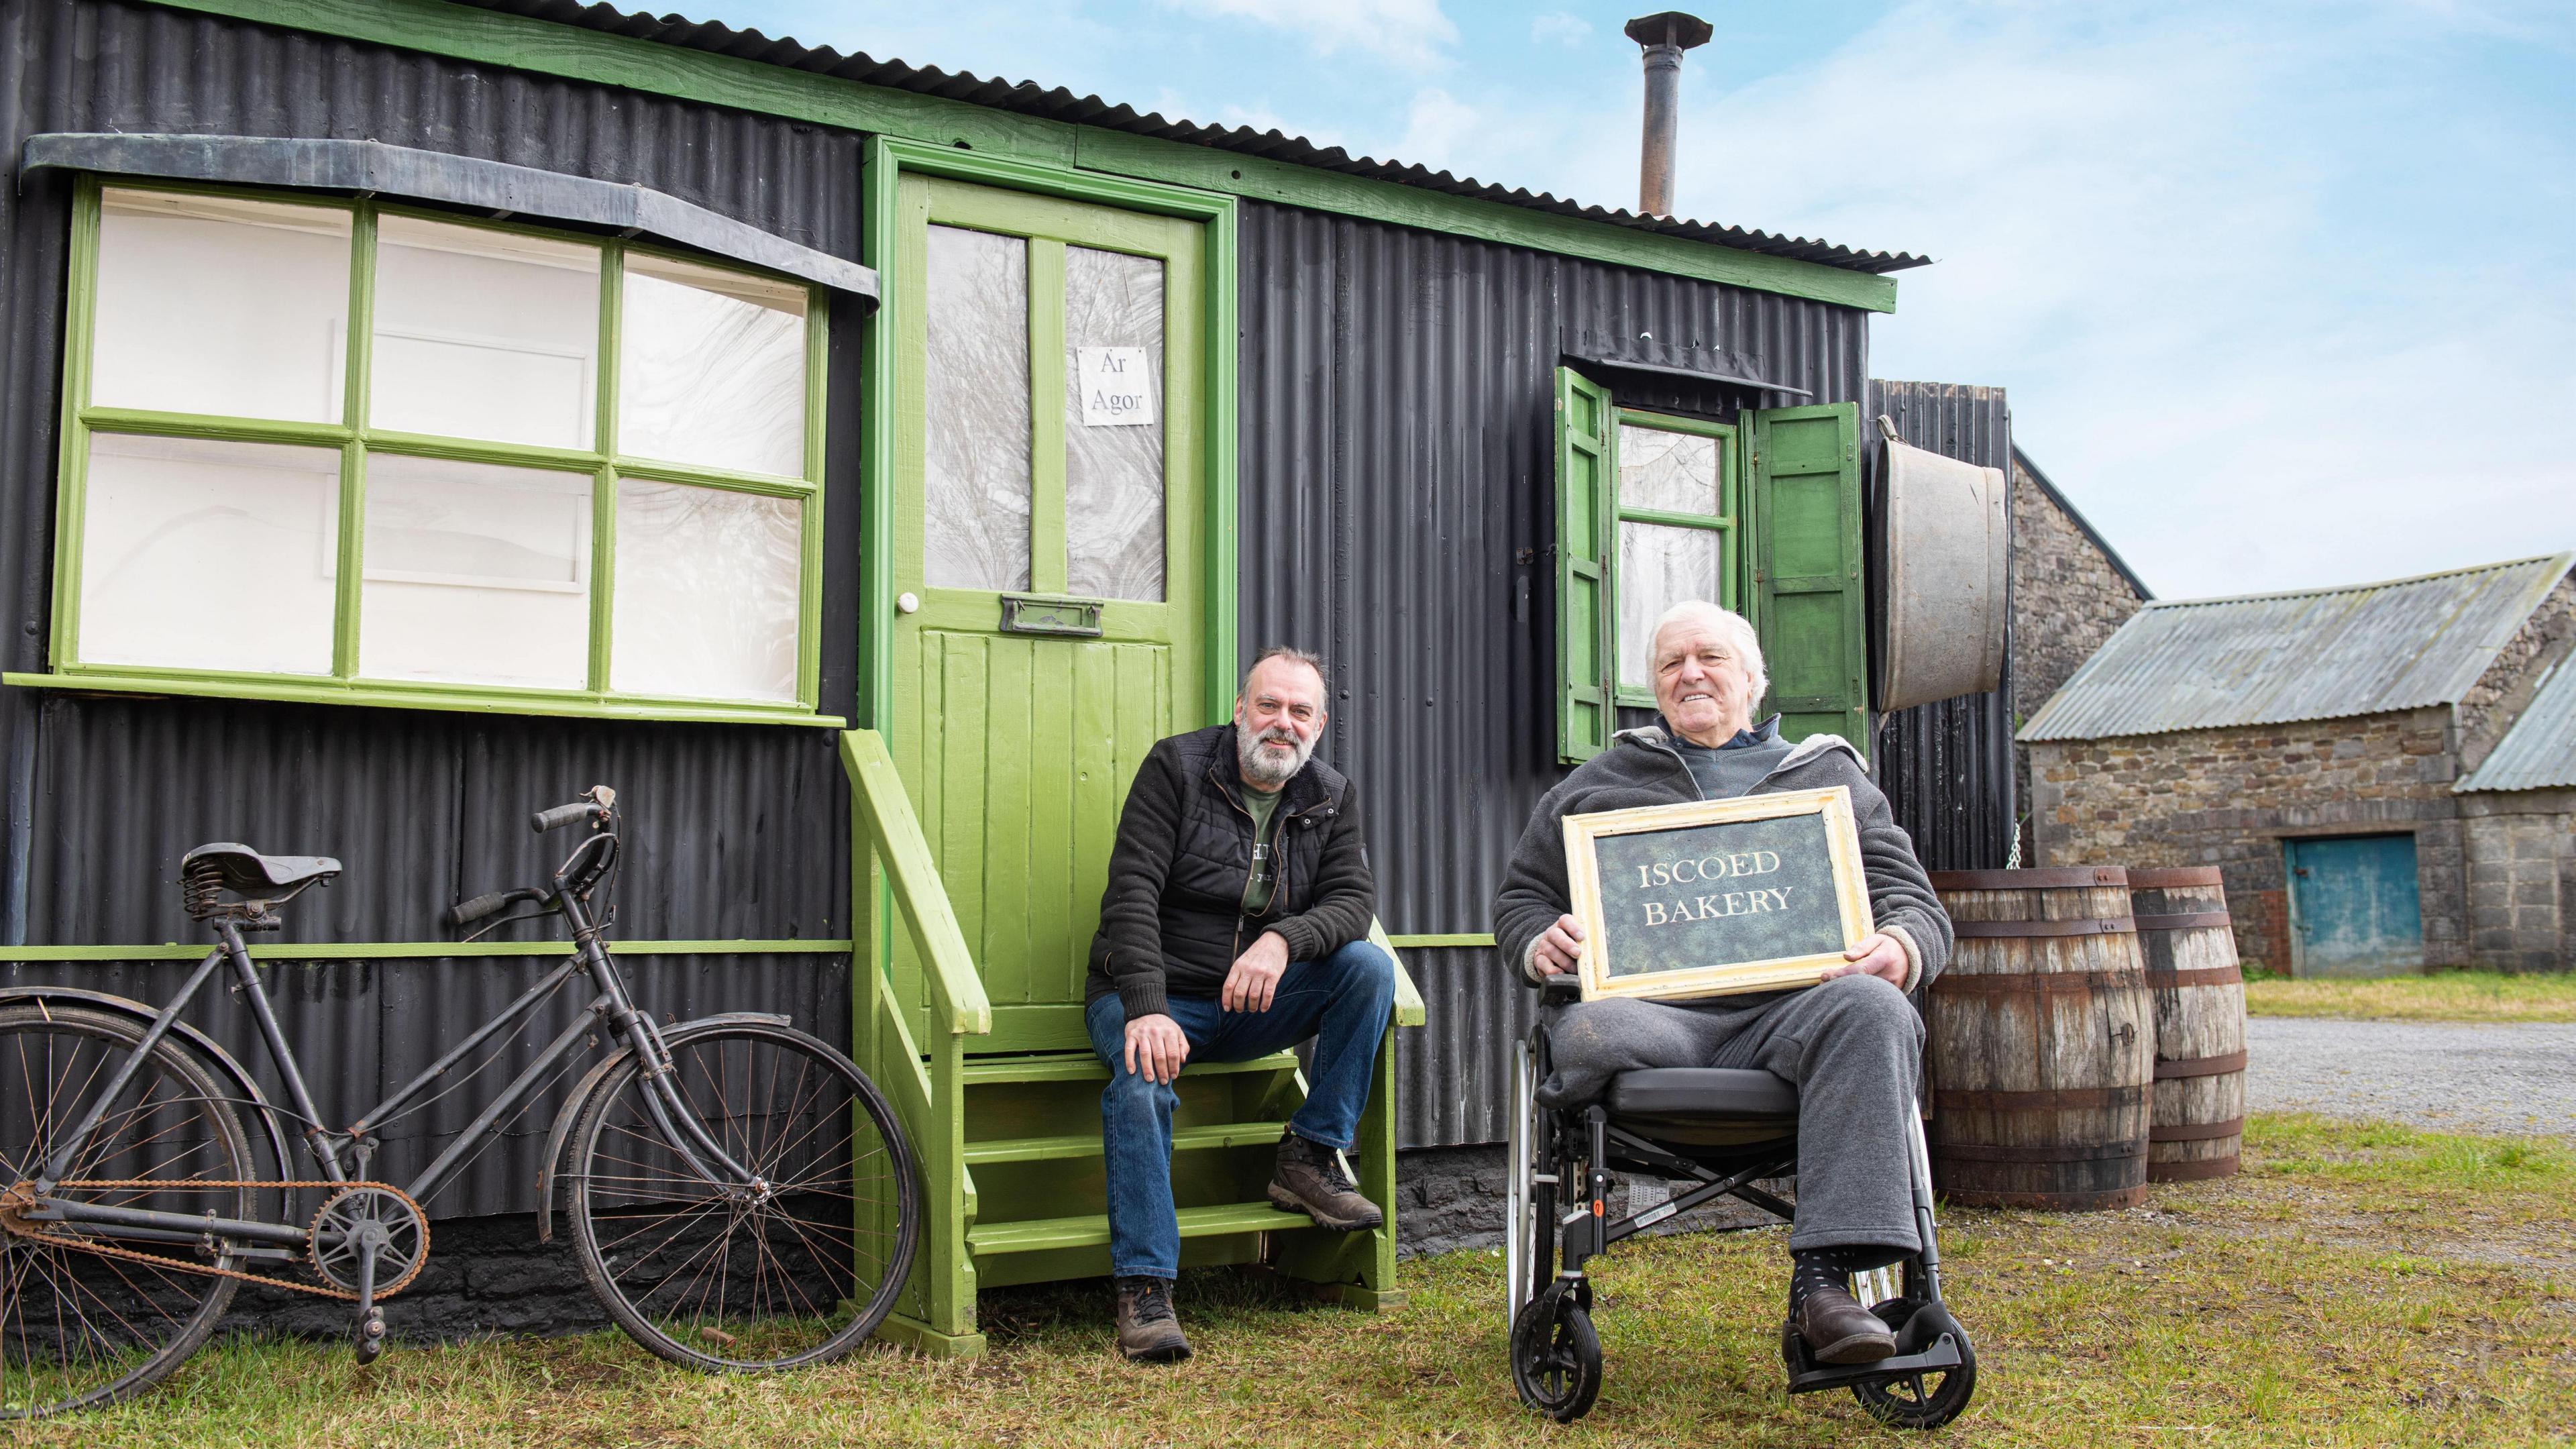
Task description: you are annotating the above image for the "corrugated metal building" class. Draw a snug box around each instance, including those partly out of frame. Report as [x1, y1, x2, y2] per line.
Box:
[2025, 555, 2576, 975]
[0, 0, 2019, 1343]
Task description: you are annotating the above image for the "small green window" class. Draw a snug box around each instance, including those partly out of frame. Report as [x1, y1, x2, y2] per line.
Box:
[32, 178, 831, 724]
[1552, 366, 1866, 760]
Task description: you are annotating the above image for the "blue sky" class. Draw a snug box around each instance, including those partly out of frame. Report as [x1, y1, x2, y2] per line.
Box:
[711, 0, 2571, 600]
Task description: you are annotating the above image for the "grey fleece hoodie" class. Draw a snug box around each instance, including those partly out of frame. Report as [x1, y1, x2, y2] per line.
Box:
[1492, 724, 1952, 1001]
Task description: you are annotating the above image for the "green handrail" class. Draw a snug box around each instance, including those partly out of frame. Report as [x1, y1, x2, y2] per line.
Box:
[839, 729, 992, 1036]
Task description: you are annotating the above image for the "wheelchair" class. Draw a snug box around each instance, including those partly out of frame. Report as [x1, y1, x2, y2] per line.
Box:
[1502, 975, 1976, 1428]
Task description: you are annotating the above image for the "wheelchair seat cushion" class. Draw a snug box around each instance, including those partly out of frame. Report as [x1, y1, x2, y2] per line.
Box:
[1603, 1067, 1799, 1148]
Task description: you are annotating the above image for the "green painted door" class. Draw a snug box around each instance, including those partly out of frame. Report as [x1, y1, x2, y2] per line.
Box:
[888, 176, 1206, 1052]
[2286, 833, 2424, 977]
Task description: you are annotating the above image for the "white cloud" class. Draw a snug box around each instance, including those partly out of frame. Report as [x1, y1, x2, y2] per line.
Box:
[1160, 0, 1458, 67]
[1531, 11, 1590, 47]
[1392, 88, 1480, 170]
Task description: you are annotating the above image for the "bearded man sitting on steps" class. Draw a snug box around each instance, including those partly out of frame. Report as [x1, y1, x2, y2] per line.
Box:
[1083, 645, 1395, 1363]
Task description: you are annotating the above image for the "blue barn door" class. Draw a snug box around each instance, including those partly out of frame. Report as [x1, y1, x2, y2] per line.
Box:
[2286, 833, 2424, 977]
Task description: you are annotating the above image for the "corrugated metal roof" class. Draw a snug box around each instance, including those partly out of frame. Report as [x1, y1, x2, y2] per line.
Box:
[2459, 652, 2576, 792]
[2019, 554, 2575, 743]
[458, 0, 1929, 276]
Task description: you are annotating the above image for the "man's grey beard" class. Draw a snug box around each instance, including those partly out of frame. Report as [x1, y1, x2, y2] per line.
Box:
[1237, 723, 1316, 788]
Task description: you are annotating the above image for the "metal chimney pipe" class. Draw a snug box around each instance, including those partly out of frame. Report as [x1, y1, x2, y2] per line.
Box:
[1625, 11, 1713, 217]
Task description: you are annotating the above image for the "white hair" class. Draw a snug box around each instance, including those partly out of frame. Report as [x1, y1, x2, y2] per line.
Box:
[1650, 600, 1768, 702]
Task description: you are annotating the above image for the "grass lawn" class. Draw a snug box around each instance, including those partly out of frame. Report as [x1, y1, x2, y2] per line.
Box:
[11, 1115, 2574, 1448]
[2244, 969, 2576, 1023]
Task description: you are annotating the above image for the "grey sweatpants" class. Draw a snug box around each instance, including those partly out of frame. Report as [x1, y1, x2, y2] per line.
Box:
[1538, 973, 1923, 1254]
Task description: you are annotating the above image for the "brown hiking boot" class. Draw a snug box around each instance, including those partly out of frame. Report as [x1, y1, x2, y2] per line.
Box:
[1114, 1276, 1191, 1363]
[1789, 1254, 1897, 1365]
[1268, 1132, 1384, 1231]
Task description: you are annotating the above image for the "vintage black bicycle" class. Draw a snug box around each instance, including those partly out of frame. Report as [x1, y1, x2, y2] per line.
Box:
[0, 787, 919, 1417]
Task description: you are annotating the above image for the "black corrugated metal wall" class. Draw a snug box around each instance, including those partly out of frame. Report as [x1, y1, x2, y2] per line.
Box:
[0, 0, 861, 1218]
[1232, 203, 1894, 1150]
[1865, 380, 2017, 872]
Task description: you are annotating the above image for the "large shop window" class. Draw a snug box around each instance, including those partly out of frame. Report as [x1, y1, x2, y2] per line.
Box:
[1552, 365, 1864, 762]
[45, 182, 825, 721]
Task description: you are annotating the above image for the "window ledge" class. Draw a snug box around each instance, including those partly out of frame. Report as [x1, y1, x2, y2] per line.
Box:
[2, 672, 845, 729]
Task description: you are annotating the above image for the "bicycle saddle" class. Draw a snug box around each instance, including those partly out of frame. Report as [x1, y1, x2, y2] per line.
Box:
[180, 843, 343, 896]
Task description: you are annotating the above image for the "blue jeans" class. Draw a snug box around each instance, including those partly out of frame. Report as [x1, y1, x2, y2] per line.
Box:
[1084, 938, 1397, 1280]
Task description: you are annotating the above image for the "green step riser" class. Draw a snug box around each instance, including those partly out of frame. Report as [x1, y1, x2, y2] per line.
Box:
[965, 1123, 1288, 1165]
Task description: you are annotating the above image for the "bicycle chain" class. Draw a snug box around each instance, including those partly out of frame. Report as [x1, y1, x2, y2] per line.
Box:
[6, 1180, 427, 1303]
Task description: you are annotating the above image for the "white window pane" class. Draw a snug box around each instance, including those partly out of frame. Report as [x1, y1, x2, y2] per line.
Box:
[1618, 521, 1722, 692]
[91, 190, 350, 423]
[78, 433, 339, 674]
[359, 454, 592, 689]
[610, 480, 800, 702]
[1617, 424, 1719, 516]
[1064, 246, 1165, 602]
[372, 217, 600, 450]
[923, 225, 1032, 592]
[616, 254, 806, 477]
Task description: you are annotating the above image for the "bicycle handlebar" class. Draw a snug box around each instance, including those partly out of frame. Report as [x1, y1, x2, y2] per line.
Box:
[531, 801, 597, 834]
[443, 888, 542, 930]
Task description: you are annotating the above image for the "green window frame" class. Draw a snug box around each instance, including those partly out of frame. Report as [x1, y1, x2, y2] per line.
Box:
[1608, 408, 1741, 711]
[1553, 365, 1867, 761]
[15, 175, 837, 727]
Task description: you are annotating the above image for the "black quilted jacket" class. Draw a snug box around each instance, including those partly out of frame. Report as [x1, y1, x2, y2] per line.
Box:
[1084, 724, 1377, 1021]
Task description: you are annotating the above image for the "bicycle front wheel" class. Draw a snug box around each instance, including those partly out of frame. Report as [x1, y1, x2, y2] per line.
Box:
[566, 1021, 917, 1371]
[1, 1004, 252, 1419]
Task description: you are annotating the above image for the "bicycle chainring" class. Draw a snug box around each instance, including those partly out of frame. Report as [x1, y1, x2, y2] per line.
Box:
[307, 1184, 430, 1297]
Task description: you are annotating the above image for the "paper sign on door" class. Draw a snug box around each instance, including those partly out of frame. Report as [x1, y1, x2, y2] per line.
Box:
[1077, 346, 1154, 427]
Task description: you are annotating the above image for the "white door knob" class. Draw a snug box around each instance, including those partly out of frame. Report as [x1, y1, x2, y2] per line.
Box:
[896, 592, 920, 614]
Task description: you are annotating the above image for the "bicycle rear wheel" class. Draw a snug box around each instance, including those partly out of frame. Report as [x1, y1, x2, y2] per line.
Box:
[566, 1020, 916, 1371]
[0, 1004, 251, 1418]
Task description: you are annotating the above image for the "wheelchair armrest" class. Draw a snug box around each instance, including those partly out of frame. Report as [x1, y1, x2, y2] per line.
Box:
[1538, 973, 1582, 1006]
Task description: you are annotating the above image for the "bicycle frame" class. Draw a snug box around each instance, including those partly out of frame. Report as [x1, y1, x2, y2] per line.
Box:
[23, 867, 759, 1258]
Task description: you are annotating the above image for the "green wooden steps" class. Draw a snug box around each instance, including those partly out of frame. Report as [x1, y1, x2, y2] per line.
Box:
[969, 1200, 1308, 1255]
[959, 1050, 1300, 1086]
[965, 1121, 1288, 1167]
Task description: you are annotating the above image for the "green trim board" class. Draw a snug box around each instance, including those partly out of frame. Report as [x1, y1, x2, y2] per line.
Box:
[0, 939, 851, 961]
[142, 0, 1898, 313]
[1384, 933, 1495, 949]
[36, 175, 833, 726]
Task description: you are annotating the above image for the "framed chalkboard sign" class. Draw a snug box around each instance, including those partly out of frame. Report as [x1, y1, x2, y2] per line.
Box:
[1562, 786, 1875, 1002]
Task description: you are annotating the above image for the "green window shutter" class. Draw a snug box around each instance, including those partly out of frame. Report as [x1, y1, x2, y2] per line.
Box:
[1554, 366, 1616, 762]
[1746, 402, 1868, 757]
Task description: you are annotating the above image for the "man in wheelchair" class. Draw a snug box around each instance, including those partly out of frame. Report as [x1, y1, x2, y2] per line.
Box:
[1491, 600, 1972, 1426]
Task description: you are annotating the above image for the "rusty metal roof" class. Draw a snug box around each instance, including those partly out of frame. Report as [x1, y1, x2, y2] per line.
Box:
[2459, 652, 2576, 793]
[2019, 553, 2576, 743]
[459, 0, 1929, 275]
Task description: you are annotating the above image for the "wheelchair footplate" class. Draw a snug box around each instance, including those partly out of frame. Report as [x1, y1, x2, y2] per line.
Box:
[1780, 1299, 1967, 1395]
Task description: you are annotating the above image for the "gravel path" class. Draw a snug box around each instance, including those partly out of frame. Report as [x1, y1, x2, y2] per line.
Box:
[2247, 1017, 2576, 1138]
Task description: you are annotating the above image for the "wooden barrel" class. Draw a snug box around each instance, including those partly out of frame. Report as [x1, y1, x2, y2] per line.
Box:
[1924, 867, 2155, 1211]
[2128, 867, 2247, 1182]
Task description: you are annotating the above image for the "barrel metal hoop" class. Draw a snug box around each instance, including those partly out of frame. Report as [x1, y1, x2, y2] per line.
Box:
[1950, 917, 2137, 938]
[2153, 1049, 2248, 1080]
[1934, 1085, 2149, 1111]
[1931, 867, 2127, 890]
[2125, 867, 2224, 889]
[2149, 1116, 2246, 1142]
[1932, 968, 2145, 996]
[1931, 1140, 2145, 1164]
[2133, 911, 2233, 932]
[2145, 966, 2245, 989]
[2147, 1155, 2241, 1182]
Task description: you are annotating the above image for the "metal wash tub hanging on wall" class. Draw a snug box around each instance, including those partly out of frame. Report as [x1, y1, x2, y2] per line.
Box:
[1876, 416, 2009, 713]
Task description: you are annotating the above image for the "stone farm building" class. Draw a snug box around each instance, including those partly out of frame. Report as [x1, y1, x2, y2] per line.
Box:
[2021, 554, 2576, 975]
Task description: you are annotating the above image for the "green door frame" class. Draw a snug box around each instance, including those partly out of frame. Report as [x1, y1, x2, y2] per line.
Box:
[858, 136, 1238, 739]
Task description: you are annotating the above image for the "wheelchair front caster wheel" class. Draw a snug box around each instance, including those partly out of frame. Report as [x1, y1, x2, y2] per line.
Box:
[1849, 1302, 1976, 1430]
[1510, 1285, 1603, 1424]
